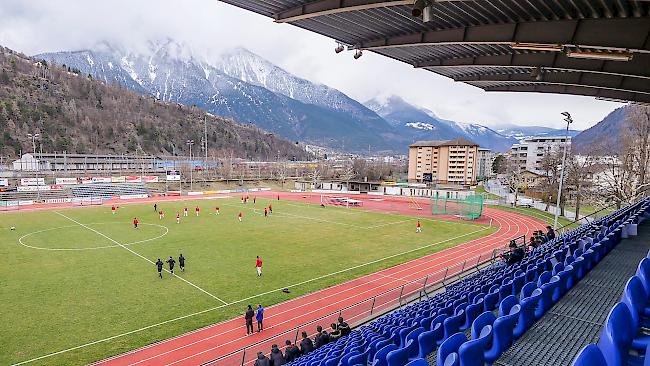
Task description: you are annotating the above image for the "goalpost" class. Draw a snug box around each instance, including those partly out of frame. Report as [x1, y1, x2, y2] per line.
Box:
[408, 197, 422, 210]
[72, 197, 103, 206]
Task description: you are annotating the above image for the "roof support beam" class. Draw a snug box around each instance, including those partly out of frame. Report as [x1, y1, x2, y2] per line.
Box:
[476, 83, 650, 103]
[412, 52, 650, 79]
[456, 72, 650, 94]
[273, 0, 411, 23]
[356, 18, 650, 53]
[433, 65, 650, 81]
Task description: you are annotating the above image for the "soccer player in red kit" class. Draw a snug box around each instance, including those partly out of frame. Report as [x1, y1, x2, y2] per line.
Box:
[268, 204, 273, 214]
[264, 207, 268, 217]
[253, 196, 256, 204]
[112, 205, 116, 215]
[184, 207, 188, 217]
[133, 217, 139, 229]
[256, 256, 263, 277]
[195, 206, 200, 217]
[416, 220, 422, 233]
[238, 212, 243, 222]
[159, 210, 164, 220]
[176, 212, 181, 224]
[215, 206, 220, 215]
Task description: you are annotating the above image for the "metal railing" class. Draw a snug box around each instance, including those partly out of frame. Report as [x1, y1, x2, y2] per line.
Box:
[200, 248, 504, 366]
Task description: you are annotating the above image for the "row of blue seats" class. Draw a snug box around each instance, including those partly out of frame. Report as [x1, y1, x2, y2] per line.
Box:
[571, 201, 650, 366]
[436, 199, 650, 366]
[284, 199, 649, 366]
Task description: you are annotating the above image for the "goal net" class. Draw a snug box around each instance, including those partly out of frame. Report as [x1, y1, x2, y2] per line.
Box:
[431, 193, 483, 220]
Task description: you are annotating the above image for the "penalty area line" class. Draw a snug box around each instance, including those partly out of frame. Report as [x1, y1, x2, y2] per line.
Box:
[52, 211, 228, 305]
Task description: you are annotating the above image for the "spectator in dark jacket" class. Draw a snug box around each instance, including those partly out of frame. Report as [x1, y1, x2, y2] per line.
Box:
[328, 323, 341, 342]
[299, 331, 314, 355]
[269, 344, 285, 366]
[245, 305, 255, 335]
[314, 325, 329, 348]
[546, 225, 556, 241]
[254, 352, 271, 366]
[337, 317, 351, 336]
[284, 340, 300, 362]
[506, 242, 525, 265]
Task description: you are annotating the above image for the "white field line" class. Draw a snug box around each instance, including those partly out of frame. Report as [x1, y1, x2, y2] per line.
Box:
[53, 211, 228, 305]
[18, 222, 169, 251]
[12, 224, 491, 366]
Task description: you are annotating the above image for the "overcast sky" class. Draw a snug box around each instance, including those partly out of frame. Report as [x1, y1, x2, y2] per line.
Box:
[0, 0, 625, 130]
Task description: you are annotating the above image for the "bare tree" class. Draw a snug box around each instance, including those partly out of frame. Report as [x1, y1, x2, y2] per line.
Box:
[506, 156, 525, 206]
[566, 152, 593, 219]
[275, 162, 288, 188]
[339, 163, 355, 190]
[539, 149, 562, 212]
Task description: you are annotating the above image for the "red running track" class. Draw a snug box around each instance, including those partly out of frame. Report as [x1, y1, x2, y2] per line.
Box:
[85, 192, 546, 366]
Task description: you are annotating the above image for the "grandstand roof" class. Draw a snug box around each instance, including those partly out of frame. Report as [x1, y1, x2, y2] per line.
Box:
[221, 0, 650, 104]
[410, 138, 478, 147]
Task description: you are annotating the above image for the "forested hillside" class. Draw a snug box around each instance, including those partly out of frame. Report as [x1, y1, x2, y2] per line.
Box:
[0, 46, 311, 160]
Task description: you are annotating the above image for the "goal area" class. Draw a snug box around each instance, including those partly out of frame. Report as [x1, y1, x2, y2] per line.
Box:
[431, 193, 483, 220]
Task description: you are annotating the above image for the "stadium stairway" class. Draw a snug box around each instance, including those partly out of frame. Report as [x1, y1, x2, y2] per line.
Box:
[496, 216, 650, 365]
[270, 198, 650, 366]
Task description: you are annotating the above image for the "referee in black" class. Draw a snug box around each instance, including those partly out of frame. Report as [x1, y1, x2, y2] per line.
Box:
[155, 258, 164, 279]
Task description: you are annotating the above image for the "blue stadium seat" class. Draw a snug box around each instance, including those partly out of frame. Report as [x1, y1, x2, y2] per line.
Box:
[404, 328, 424, 359]
[459, 322, 492, 366]
[386, 346, 409, 366]
[484, 305, 520, 365]
[372, 344, 398, 366]
[498, 295, 519, 317]
[437, 333, 466, 366]
[443, 309, 465, 340]
[404, 359, 428, 366]
[597, 303, 634, 366]
[571, 344, 607, 366]
[416, 330, 437, 359]
[514, 287, 541, 339]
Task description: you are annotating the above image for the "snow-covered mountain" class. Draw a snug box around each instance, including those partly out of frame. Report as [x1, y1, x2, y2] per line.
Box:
[495, 124, 582, 141]
[36, 41, 398, 152]
[366, 95, 517, 152]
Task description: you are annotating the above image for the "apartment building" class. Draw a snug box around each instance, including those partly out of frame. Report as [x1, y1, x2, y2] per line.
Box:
[510, 136, 571, 174]
[477, 148, 496, 179]
[408, 138, 479, 185]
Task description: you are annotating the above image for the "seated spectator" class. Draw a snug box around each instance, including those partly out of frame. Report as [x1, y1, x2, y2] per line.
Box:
[337, 317, 351, 336]
[269, 344, 285, 366]
[314, 325, 329, 348]
[299, 331, 314, 355]
[546, 225, 556, 241]
[506, 241, 525, 265]
[528, 236, 539, 249]
[254, 352, 271, 366]
[328, 323, 342, 342]
[284, 340, 300, 363]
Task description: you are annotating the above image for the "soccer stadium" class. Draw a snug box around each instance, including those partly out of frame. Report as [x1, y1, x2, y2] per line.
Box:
[1, 1, 650, 366]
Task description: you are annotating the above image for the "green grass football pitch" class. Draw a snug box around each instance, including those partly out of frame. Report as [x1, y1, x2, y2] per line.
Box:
[0, 196, 496, 366]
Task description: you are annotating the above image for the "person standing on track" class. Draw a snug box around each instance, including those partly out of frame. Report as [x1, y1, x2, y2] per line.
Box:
[112, 205, 116, 215]
[184, 207, 188, 217]
[238, 211, 243, 222]
[166, 256, 175, 274]
[155, 258, 164, 279]
[256, 304, 264, 332]
[416, 220, 422, 233]
[133, 217, 139, 229]
[256, 256, 263, 277]
[195, 206, 200, 217]
[245, 305, 255, 335]
[277, 195, 280, 201]
[179, 254, 185, 272]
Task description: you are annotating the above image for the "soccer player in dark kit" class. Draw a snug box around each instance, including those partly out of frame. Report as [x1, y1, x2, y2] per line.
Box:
[166, 256, 176, 274]
[155, 258, 164, 279]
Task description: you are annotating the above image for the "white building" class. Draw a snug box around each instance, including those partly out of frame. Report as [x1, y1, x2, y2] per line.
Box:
[12, 154, 50, 171]
[510, 136, 571, 174]
[477, 148, 496, 179]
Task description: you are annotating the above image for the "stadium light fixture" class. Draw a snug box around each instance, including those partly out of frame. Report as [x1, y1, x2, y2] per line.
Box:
[566, 50, 633, 62]
[335, 43, 344, 54]
[510, 43, 564, 52]
[353, 50, 363, 59]
[412, 0, 432, 17]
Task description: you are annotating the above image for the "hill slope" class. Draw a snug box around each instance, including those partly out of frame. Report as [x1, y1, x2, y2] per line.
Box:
[0, 46, 311, 160]
[572, 106, 627, 154]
